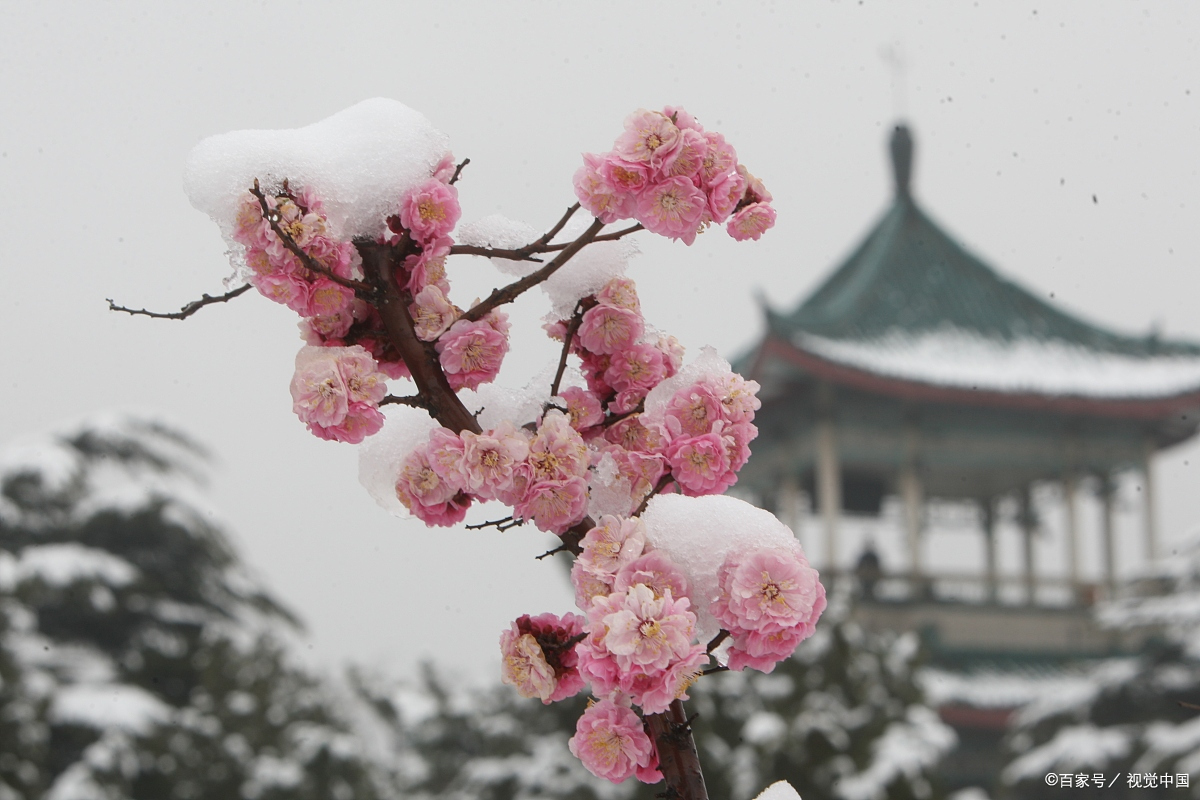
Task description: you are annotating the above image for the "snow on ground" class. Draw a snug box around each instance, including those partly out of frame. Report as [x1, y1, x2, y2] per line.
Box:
[795, 328, 1200, 398]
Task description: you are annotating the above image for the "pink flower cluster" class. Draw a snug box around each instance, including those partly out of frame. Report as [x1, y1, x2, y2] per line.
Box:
[234, 154, 515, 443]
[395, 411, 589, 532]
[568, 698, 661, 784]
[711, 544, 827, 673]
[289, 345, 388, 443]
[574, 106, 777, 245]
[500, 612, 586, 704]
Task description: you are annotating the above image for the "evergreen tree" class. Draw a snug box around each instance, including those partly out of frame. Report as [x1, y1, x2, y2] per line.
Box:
[0, 416, 397, 800]
[1000, 542, 1200, 799]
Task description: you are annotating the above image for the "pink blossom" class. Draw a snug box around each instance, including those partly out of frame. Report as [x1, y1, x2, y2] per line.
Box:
[568, 699, 656, 784]
[610, 389, 647, 416]
[578, 305, 644, 356]
[273, 195, 327, 248]
[656, 335, 685, 377]
[580, 352, 614, 396]
[712, 547, 825, 636]
[425, 427, 467, 491]
[706, 169, 747, 223]
[605, 344, 666, 393]
[515, 476, 589, 534]
[574, 153, 634, 224]
[592, 584, 696, 671]
[738, 164, 774, 204]
[635, 177, 707, 245]
[459, 421, 531, 499]
[394, 444, 473, 527]
[572, 560, 614, 611]
[665, 384, 724, 437]
[244, 247, 274, 276]
[726, 202, 777, 242]
[706, 373, 762, 423]
[252, 272, 311, 312]
[500, 612, 586, 704]
[528, 410, 589, 481]
[400, 178, 461, 243]
[233, 193, 270, 249]
[432, 151, 457, 183]
[614, 551, 690, 601]
[560, 387, 605, 431]
[301, 310, 355, 341]
[411, 285, 460, 342]
[722, 420, 757, 475]
[307, 401, 384, 444]
[595, 276, 641, 313]
[698, 132, 738, 187]
[291, 347, 349, 428]
[625, 646, 708, 715]
[404, 236, 453, 294]
[665, 432, 733, 496]
[305, 278, 356, 319]
[599, 155, 652, 195]
[662, 105, 703, 133]
[663, 128, 709, 180]
[615, 109, 682, 167]
[436, 318, 509, 391]
[727, 626, 810, 673]
[605, 415, 665, 455]
[578, 515, 647, 578]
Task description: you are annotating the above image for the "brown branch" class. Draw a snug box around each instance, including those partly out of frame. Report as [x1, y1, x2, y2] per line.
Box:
[602, 400, 645, 428]
[549, 301, 586, 398]
[465, 516, 524, 532]
[705, 630, 730, 654]
[1179, 701, 1200, 712]
[700, 665, 730, 677]
[357, 240, 482, 436]
[250, 180, 372, 294]
[447, 203, 582, 263]
[647, 700, 710, 800]
[107, 284, 252, 320]
[459, 217, 605, 324]
[539, 222, 643, 252]
[380, 394, 429, 409]
[448, 157, 470, 186]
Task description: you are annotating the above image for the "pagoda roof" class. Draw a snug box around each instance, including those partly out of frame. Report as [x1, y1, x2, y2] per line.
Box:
[753, 124, 1200, 405]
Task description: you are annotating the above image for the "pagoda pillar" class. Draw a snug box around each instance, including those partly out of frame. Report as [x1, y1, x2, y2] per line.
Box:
[981, 497, 998, 603]
[1019, 486, 1037, 605]
[816, 384, 841, 575]
[778, 473, 804, 542]
[900, 421, 925, 595]
[1063, 472, 1081, 603]
[1142, 438, 1159, 563]
[1099, 475, 1117, 597]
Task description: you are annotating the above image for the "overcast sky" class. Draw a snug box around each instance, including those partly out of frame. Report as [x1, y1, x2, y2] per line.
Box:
[3, 1, 1199, 682]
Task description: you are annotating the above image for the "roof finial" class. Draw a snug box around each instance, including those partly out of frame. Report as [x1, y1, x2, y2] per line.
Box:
[890, 123, 914, 198]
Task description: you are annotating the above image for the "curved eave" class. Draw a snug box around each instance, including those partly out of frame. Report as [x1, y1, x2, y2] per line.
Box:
[753, 335, 1200, 424]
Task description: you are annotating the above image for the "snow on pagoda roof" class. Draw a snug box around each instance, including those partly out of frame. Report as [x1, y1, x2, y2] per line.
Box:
[753, 123, 1200, 402]
[794, 327, 1200, 399]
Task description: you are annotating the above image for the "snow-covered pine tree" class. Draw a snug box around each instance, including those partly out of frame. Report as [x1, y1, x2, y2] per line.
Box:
[1000, 540, 1200, 799]
[0, 416, 397, 800]
[355, 592, 954, 800]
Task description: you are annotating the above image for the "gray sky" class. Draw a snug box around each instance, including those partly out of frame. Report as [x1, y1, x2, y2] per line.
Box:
[3, 1, 1199, 682]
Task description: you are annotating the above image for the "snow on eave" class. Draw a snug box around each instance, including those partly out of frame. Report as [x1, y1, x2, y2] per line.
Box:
[791, 328, 1200, 400]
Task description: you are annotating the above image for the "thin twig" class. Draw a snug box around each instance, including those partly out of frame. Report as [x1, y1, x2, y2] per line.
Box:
[634, 474, 675, 517]
[107, 284, 252, 320]
[536, 543, 571, 560]
[250, 180, 372, 294]
[1180, 701, 1200, 712]
[448, 203, 582, 263]
[549, 301, 586, 398]
[602, 400, 645, 428]
[448, 157, 470, 186]
[465, 516, 524, 532]
[700, 665, 730, 677]
[539, 222, 643, 252]
[459, 218, 605, 323]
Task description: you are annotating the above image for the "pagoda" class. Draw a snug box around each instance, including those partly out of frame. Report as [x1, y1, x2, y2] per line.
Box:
[734, 124, 1200, 792]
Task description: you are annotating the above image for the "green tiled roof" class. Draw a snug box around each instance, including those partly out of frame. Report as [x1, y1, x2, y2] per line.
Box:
[771, 126, 1200, 359]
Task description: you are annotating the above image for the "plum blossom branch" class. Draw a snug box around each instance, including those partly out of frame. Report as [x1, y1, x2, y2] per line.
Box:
[249, 180, 373, 294]
[459, 217, 605, 324]
[540, 222, 643, 252]
[448, 157, 470, 186]
[705, 630, 730, 654]
[448, 203, 582, 263]
[380, 394, 429, 409]
[549, 301, 587, 398]
[465, 516, 525, 532]
[106, 284, 252, 320]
